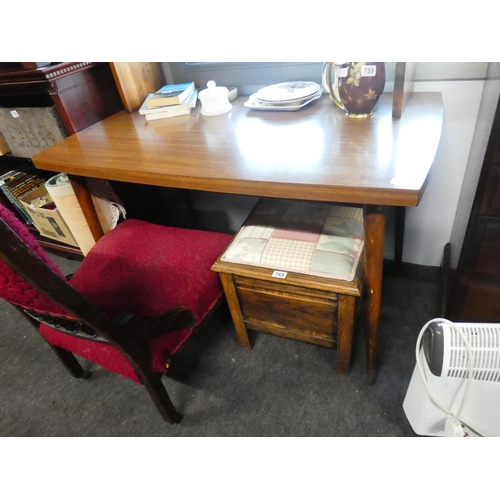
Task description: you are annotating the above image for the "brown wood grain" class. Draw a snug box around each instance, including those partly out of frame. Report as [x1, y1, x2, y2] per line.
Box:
[110, 63, 166, 113]
[219, 273, 252, 349]
[213, 253, 364, 372]
[32, 93, 443, 208]
[69, 176, 105, 241]
[337, 295, 356, 374]
[363, 205, 386, 384]
[393, 62, 416, 118]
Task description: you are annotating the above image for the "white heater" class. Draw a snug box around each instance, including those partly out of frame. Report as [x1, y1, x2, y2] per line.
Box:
[403, 318, 500, 437]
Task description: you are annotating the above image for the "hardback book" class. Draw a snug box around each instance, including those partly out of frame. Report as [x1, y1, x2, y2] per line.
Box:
[8, 172, 46, 200]
[145, 106, 191, 121]
[140, 89, 198, 121]
[145, 82, 195, 108]
[0, 170, 36, 224]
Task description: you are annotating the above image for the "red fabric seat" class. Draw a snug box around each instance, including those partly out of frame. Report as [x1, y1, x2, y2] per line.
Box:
[39, 220, 232, 383]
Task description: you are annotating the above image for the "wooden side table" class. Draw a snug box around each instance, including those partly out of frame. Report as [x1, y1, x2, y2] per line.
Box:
[212, 199, 365, 374]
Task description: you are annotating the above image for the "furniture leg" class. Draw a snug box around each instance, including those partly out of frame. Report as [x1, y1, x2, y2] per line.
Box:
[68, 175, 105, 241]
[16, 306, 90, 378]
[48, 344, 91, 379]
[142, 372, 183, 424]
[336, 295, 355, 374]
[394, 206, 406, 269]
[219, 273, 252, 349]
[363, 205, 386, 384]
[120, 342, 184, 424]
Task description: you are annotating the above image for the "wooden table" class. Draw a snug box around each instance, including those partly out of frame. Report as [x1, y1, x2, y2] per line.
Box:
[32, 92, 444, 383]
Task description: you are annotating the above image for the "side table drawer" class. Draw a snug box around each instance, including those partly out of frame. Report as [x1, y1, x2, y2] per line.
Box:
[234, 275, 338, 345]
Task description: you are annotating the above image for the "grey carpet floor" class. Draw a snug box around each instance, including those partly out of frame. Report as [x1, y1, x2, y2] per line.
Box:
[0, 255, 440, 437]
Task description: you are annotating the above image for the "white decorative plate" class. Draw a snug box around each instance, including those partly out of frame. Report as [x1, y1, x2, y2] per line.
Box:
[255, 81, 321, 103]
[244, 90, 322, 111]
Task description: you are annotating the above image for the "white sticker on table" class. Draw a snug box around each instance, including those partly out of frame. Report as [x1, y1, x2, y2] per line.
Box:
[272, 270, 287, 279]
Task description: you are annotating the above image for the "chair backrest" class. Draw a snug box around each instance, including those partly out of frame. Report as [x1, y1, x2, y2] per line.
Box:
[0, 204, 124, 343]
[0, 204, 71, 314]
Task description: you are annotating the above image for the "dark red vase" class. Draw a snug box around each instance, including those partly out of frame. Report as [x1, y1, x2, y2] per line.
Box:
[337, 62, 386, 118]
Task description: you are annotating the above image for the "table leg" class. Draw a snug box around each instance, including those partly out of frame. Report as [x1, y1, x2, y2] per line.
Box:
[363, 205, 386, 385]
[68, 175, 105, 241]
[394, 206, 406, 269]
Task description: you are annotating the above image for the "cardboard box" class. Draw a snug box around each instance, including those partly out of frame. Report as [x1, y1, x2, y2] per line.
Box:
[20, 185, 79, 248]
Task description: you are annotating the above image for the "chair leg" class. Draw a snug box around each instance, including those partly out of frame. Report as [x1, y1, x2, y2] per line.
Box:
[141, 372, 183, 424]
[50, 339, 180, 423]
[48, 344, 91, 379]
[16, 308, 92, 379]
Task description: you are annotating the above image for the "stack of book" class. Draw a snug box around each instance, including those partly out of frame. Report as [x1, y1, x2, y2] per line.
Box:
[139, 82, 198, 121]
[0, 168, 48, 225]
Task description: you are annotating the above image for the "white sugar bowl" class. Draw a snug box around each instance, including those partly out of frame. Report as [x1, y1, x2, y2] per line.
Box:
[198, 80, 232, 116]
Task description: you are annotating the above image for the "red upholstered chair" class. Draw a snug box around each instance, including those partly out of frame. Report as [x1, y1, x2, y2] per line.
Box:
[0, 204, 232, 423]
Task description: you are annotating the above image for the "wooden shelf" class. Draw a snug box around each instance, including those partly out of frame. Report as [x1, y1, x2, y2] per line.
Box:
[0, 160, 83, 259]
[33, 230, 83, 259]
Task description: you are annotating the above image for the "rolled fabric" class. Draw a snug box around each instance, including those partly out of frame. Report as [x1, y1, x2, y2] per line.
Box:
[45, 174, 126, 255]
[85, 177, 127, 234]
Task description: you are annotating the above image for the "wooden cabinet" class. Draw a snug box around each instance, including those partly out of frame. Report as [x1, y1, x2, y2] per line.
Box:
[448, 93, 500, 322]
[0, 62, 123, 256]
[0, 62, 123, 152]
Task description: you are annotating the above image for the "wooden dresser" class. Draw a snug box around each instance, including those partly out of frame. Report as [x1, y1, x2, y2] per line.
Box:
[448, 93, 500, 322]
[0, 62, 123, 138]
[0, 62, 123, 256]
